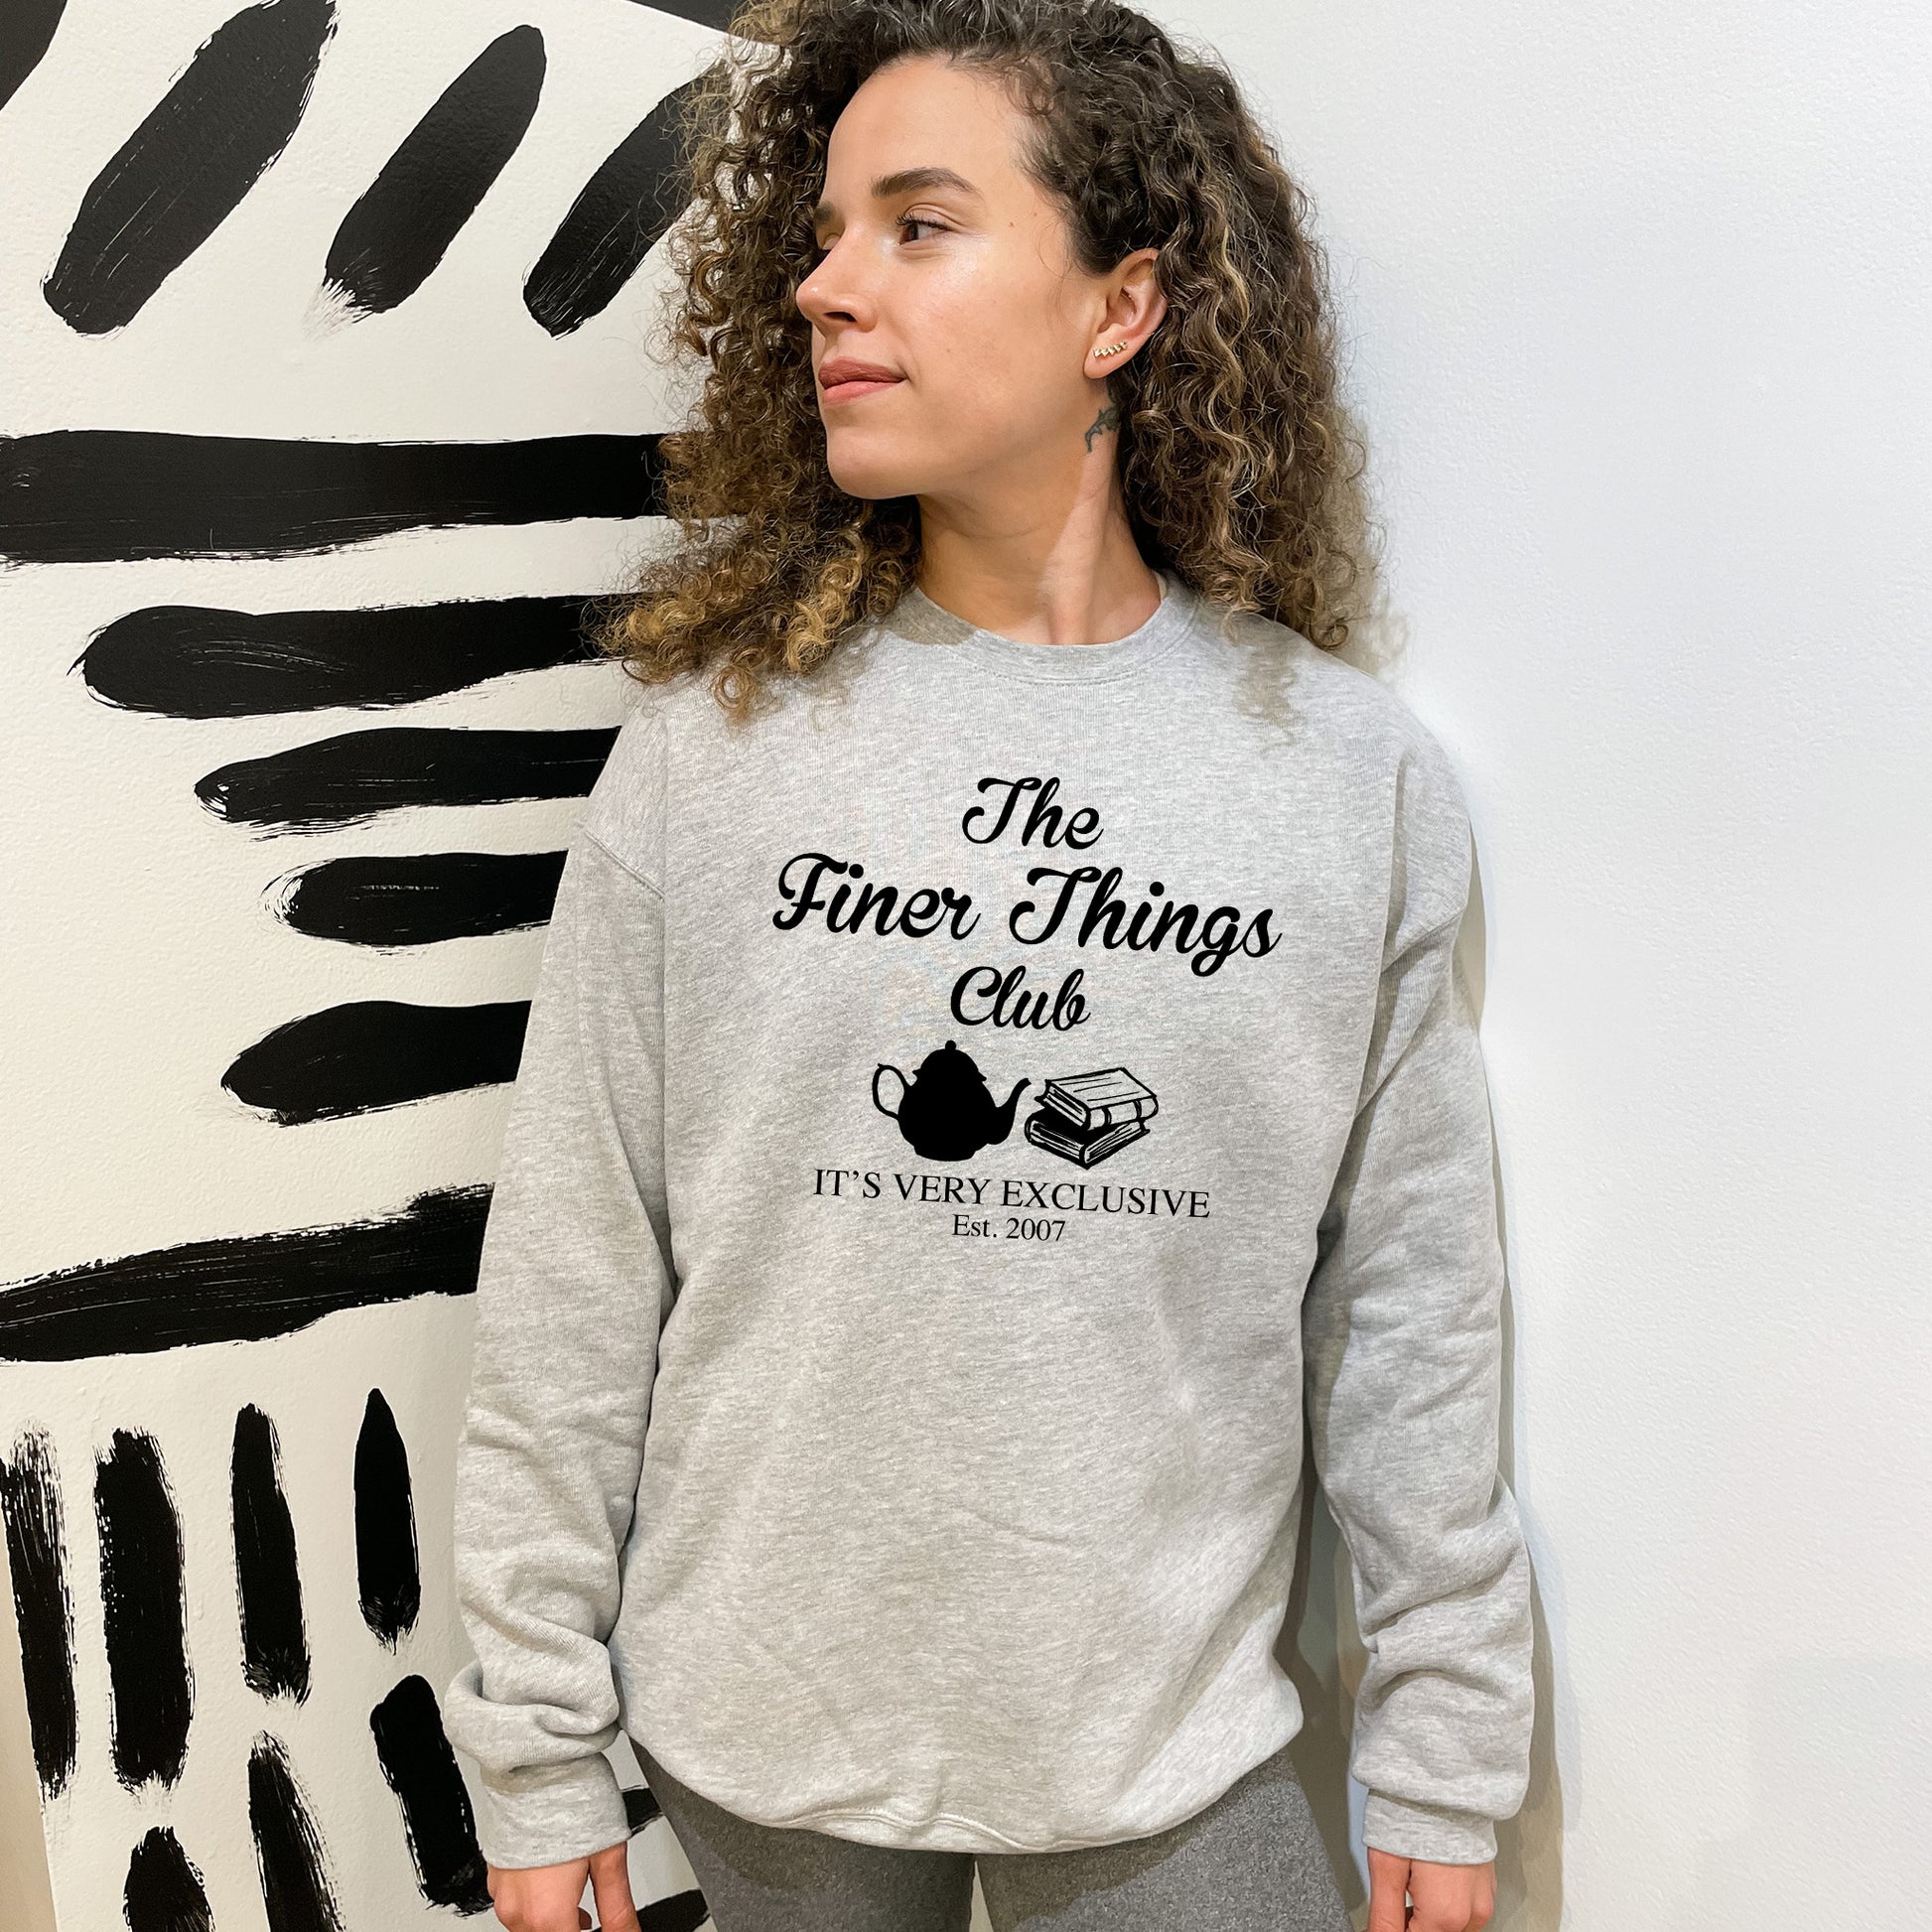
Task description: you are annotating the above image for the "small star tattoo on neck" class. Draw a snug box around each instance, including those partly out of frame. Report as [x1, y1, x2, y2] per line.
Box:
[1083, 403, 1121, 452]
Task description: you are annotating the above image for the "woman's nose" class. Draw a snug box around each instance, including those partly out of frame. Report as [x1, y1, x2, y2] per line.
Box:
[796, 237, 871, 330]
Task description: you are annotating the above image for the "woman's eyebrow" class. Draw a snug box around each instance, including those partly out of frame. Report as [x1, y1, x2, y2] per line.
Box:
[811, 166, 982, 228]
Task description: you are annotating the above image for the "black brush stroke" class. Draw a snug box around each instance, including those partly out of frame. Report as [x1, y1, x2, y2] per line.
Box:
[526, 73, 703, 337]
[231, 1406, 311, 1703]
[354, 1390, 419, 1646]
[248, 1732, 344, 1932]
[621, 1783, 662, 1833]
[278, 850, 566, 946]
[124, 1825, 214, 1932]
[0, 1431, 77, 1796]
[224, 1000, 529, 1124]
[196, 725, 620, 830]
[641, 1891, 710, 1932]
[0, 430, 664, 563]
[95, 1430, 193, 1789]
[0, 1183, 489, 1363]
[78, 597, 603, 718]
[369, 1674, 490, 1912]
[624, 0, 741, 30]
[43, 0, 336, 334]
[324, 25, 545, 318]
[0, 0, 67, 115]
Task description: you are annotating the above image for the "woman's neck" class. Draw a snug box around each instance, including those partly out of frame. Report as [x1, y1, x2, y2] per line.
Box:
[912, 481, 1163, 648]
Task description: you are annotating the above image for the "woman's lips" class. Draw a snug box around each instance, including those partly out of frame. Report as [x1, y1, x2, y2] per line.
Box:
[820, 375, 902, 406]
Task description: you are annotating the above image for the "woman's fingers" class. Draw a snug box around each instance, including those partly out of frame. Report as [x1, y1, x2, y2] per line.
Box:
[1365, 1847, 1412, 1931]
[587, 1840, 642, 1932]
[483, 1857, 593, 1932]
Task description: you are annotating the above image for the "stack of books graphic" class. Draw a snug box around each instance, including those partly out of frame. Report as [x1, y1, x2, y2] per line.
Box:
[1023, 1066, 1159, 1168]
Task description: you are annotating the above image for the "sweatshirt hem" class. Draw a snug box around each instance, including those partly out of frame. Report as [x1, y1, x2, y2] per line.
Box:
[760, 1802, 1098, 1853]
[470, 1749, 631, 1869]
[1360, 1790, 1500, 1865]
[625, 1707, 1305, 1856]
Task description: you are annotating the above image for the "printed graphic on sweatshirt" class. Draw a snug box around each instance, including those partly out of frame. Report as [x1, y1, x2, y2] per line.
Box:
[874, 1042, 1157, 1169]
[779, 774, 1277, 1237]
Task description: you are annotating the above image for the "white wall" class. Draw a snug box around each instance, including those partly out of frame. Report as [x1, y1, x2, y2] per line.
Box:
[0, 1547, 59, 1931]
[0, 1, 713, 1923]
[1173, 1, 1932, 1925]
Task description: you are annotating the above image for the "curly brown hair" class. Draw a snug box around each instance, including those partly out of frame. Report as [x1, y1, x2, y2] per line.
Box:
[590, 0, 1376, 721]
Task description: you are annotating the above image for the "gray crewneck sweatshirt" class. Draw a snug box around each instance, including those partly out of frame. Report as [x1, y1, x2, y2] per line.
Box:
[443, 571, 1533, 1871]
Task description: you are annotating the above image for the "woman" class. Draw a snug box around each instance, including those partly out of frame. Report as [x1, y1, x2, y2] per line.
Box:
[445, 3, 1533, 1930]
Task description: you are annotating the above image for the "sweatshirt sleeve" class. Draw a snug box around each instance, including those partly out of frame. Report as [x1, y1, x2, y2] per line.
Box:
[442, 816, 675, 1869]
[1300, 730, 1534, 1867]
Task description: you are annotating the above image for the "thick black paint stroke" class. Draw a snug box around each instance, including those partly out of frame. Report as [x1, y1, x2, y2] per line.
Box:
[279, 850, 566, 946]
[369, 1674, 491, 1912]
[324, 25, 545, 318]
[231, 1406, 311, 1703]
[624, 0, 741, 31]
[95, 1430, 193, 1788]
[354, 1390, 419, 1646]
[43, 0, 336, 334]
[124, 1826, 214, 1932]
[225, 999, 529, 1123]
[0, 1431, 77, 1795]
[640, 1890, 710, 1931]
[0, 1183, 489, 1363]
[526, 73, 703, 337]
[197, 725, 620, 830]
[79, 597, 603, 717]
[0, 430, 664, 563]
[248, 1732, 345, 1932]
[0, 0, 66, 114]
[621, 1783, 662, 1833]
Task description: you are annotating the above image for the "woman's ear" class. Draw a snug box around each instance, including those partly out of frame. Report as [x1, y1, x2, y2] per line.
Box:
[1120, 247, 1167, 337]
[1085, 247, 1167, 371]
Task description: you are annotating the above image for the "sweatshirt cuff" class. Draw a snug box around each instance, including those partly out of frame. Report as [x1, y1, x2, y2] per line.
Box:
[474, 1750, 630, 1870]
[1362, 1792, 1498, 1865]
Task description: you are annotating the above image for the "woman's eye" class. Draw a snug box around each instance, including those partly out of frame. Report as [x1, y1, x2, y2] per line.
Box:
[806, 217, 945, 262]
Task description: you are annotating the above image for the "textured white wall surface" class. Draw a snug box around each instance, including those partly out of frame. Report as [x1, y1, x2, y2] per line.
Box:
[1170, 1, 1932, 1924]
[0, 1, 712, 1924]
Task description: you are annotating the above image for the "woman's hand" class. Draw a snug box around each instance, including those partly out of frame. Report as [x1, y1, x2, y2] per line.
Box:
[1366, 1847, 1496, 1931]
[485, 1840, 639, 1932]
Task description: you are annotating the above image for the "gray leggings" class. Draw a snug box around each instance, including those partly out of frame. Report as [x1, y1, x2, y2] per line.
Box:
[632, 1737, 1352, 1931]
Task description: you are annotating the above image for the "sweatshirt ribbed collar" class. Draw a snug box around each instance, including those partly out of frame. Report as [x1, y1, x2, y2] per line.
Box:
[879, 570, 1199, 683]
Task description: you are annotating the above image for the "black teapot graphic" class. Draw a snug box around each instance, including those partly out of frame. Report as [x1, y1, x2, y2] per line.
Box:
[872, 1039, 1031, 1162]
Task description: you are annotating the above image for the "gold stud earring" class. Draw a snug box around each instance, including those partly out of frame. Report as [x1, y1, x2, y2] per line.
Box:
[1091, 340, 1131, 358]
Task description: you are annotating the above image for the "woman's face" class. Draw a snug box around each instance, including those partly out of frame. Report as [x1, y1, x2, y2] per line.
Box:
[796, 54, 1147, 506]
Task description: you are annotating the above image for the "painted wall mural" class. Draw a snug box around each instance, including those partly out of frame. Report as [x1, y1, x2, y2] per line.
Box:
[0, 1, 731, 1923]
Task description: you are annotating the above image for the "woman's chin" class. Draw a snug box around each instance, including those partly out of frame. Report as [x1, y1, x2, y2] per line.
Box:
[823, 439, 935, 503]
